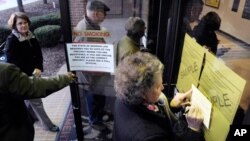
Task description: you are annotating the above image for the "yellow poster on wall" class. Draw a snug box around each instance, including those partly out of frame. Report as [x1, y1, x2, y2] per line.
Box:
[176, 34, 205, 92]
[205, 0, 220, 8]
[198, 51, 246, 141]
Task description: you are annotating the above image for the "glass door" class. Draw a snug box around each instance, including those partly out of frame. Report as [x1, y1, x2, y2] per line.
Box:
[173, 0, 250, 140]
[59, 0, 151, 140]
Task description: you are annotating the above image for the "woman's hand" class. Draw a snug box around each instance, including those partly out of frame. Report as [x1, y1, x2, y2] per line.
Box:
[67, 72, 76, 82]
[170, 89, 192, 108]
[33, 68, 42, 77]
[185, 105, 204, 132]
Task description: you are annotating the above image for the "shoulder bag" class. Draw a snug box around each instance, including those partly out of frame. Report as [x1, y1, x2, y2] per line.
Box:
[0, 41, 7, 63]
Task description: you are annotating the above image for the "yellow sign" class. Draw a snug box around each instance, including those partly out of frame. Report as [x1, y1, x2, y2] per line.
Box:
[177, 34, 246, 141]
[199, 51, 246, 141]
[176, 34, 204, 92]
[205, 0, 220, 8]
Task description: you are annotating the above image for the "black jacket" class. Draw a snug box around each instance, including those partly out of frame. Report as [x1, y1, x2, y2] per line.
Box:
[113, 99, 203, 141]
[192, 20, 219, 54]
[5, 33, 43, 76]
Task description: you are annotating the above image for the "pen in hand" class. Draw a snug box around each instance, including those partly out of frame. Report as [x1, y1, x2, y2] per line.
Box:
[183, 106, 190, 115]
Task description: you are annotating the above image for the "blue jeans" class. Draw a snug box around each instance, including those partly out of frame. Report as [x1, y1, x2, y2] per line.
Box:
[84, 90, 106, 125]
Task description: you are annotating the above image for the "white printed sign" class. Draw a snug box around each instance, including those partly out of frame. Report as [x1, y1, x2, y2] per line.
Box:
[66, 43, 114, 73]
[191, 84, 212, 129]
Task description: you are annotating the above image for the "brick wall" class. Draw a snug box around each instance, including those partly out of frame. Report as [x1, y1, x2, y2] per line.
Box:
[68, 0, 136, 26]
[69, 0, 87, 27]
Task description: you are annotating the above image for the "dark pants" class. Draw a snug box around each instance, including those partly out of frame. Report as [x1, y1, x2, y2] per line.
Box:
[84, 90, 106, 125]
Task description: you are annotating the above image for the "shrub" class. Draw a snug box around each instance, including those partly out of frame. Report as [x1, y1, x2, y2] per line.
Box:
[34, 25, 61, 47]
[30, 12, 61, 31]
[0, 26, 11, 44]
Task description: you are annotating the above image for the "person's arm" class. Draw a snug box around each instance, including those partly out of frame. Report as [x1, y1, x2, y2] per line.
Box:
[32, 37, 43, 77]
[170, 89, 192, 108]
[183, 128, 204, 141]
[2, 64, 74, 99]
[5, 34, 20, 65]
[73, 19, 86, 42]
[33, 37, 44, 72]
[182, 105, 205, 141]
[169, 89, 204, 140]
[172, 105, 204, 141]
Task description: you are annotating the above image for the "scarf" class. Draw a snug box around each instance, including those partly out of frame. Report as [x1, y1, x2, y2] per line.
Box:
[12, 30, 35, 42]
[84, 15, 101, 30]
[145, 93, 177, 124]
[158, 93, 178, 122]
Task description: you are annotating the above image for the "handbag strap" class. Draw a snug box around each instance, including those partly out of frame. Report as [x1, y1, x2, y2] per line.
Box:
[0, 41, 6, 51]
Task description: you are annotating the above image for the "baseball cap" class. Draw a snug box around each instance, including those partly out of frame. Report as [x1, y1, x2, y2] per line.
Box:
[87, 0, 110, 12]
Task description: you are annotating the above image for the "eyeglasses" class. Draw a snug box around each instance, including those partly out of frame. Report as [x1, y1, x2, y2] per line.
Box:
[16, 21, 28, 26]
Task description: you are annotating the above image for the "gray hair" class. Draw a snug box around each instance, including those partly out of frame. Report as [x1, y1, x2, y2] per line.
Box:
[125, 17, 145, 35]
[114, 52, 163, 105]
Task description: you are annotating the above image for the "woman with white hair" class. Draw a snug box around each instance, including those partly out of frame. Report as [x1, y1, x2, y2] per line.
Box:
[113, 52, 204, 141]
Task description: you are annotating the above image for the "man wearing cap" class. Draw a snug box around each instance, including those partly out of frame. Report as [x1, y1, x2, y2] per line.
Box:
[74, 0, 110, 42]
[73, 0, 111, 132]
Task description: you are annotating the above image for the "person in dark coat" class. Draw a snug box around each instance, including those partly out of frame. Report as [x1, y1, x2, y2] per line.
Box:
[5, 12, 60, 132]
[183, 0, 204, 35]
[113, 52, 204, 141]
[0, 63, 75, 141]
[192, 11, 221, 55]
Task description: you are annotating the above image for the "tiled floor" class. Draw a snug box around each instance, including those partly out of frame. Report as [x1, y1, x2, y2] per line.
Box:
[34, 64, 71, 141]
[217, 32, 250, 111]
